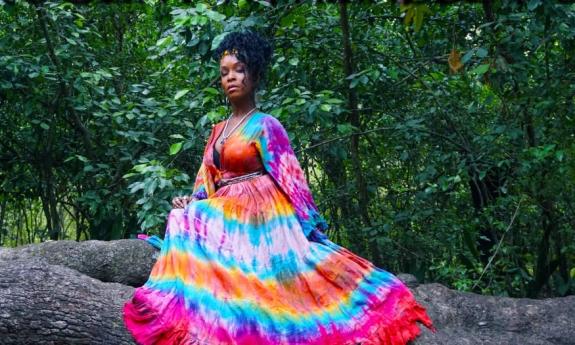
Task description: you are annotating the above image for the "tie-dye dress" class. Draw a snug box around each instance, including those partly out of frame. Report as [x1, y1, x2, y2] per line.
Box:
[123, 112, 433, 345]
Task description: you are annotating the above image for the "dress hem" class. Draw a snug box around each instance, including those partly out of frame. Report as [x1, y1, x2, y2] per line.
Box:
[123, 287, 434, 345]
[348, 297, 434, 345]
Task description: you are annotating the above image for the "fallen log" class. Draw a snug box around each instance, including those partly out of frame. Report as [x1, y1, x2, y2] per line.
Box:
[0, 240, 573, 344]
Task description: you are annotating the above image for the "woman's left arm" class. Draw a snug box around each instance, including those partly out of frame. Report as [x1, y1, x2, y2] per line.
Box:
[255, 115, 328, 241]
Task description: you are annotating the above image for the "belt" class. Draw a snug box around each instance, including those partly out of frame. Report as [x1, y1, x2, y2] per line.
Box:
[216, 170, 266, 189]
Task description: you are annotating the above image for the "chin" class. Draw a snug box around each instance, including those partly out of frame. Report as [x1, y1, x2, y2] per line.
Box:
[227, 93, 247, 102]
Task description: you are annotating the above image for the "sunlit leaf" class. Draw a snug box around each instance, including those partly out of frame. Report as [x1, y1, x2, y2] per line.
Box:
[169, 142, 183, 155]
[174, 89, 190, 100]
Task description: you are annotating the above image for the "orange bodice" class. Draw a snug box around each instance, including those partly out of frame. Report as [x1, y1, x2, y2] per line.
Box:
[206, 122, 265, 181]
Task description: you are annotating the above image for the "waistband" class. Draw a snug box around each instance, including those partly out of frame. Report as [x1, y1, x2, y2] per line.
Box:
[216, 170, 266, 189]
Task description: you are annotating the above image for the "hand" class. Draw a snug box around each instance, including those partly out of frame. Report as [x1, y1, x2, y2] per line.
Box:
[171, 195, 197, 209]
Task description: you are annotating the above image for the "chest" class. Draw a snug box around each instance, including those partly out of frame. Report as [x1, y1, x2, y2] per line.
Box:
[209, 122, 263, 174]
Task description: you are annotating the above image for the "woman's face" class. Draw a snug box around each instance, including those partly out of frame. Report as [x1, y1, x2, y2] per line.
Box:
[220, 54, 255, 103]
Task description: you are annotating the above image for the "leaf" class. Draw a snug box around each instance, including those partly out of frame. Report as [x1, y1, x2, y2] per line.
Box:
[129, 181, 145, 194]
[337, 123, 354, 135]
[350, 77, 360, 89]
[203, 87, 219, 95]
[205, 10, 226, 21]
[256, 0, 271, 7]
[169, 142, 183, 155]
[400, 151, 409, 160]
[64, 37, 78, 46]
[294, 15, 306, 28]
[320, 104, 332, 112]
[280, 14, 293, 28]
[97, 69, 113, 78]
[448, 49, 463, 74]
[211, 32, 227, 51]
[76, 155, 89, 162]
[174, 89, 190, 100]
[461, 49, 474, 64]
[470, 64, 490, 75]
[478, 170, 486, 180]
[413, 5, 431, 32]
[403, 5, 415, 26]
[528, 0, 541, 11]
[476, 47, 489, 58]
[156, 36, 172, 47]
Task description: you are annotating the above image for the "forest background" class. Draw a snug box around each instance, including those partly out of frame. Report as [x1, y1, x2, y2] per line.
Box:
[1, 0, 574, 299]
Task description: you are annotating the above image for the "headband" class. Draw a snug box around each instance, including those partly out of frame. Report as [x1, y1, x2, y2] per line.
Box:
[221, 48, 238, 59]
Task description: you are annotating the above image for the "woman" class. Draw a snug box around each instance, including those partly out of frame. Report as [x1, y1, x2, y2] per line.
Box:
[123, 30, 433, 345]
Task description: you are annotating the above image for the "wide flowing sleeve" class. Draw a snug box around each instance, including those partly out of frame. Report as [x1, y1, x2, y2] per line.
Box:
[191, 126, 217, 200]
[255, 115, 329, 242]
[191, 162, 214, 200]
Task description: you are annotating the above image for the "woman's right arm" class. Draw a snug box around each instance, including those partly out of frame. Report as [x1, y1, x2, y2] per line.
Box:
[190, 162, 212, 200]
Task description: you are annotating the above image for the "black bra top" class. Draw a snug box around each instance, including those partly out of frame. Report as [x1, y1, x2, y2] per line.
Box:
[213, 126, 222, 169]
[213, 147, 221, 169]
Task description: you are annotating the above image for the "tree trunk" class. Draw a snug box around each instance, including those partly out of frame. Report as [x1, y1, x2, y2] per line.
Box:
[0, 259, 135, 344]
[1, 240, 575, 344]
[338, 0, 382, 266]
[0, 199, 6, 246]
[338, 0, 370, 226]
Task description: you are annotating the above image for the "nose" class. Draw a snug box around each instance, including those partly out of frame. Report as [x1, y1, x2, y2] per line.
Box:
[226, 70, 237, 82]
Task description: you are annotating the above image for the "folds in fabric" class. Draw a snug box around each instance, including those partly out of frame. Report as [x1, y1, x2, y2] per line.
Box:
[254, 115, 328, 241]
[191, 113, 328, 241]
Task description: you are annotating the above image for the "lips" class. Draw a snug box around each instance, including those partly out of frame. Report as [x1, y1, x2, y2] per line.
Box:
[228, 85, 239, 92]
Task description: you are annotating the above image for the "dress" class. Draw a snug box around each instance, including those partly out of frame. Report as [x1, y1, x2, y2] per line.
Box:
[123, 112, 433, 345]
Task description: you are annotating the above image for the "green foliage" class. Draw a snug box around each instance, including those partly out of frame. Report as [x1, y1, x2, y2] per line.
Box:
[0, 0, 574, 298]
[125, 159, 190, 231]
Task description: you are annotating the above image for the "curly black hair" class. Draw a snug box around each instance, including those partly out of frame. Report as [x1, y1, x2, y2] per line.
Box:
[213, 30, 273, 90]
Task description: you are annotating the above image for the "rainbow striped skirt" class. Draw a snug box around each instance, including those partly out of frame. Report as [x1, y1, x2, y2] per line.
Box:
[123, 173, 433, 344]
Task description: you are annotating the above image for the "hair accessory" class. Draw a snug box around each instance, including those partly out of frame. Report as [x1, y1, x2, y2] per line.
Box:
[221, 48, 238, 59]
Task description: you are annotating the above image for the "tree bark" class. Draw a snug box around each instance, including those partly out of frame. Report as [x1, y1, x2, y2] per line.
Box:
[0, 259, 135, 344]
[0, 239, 158, 287]
[0, 199, 6, 246]
[1, 240, 574, 344]
[338, 0, 382, 266]
[338, 0, 369, 226]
